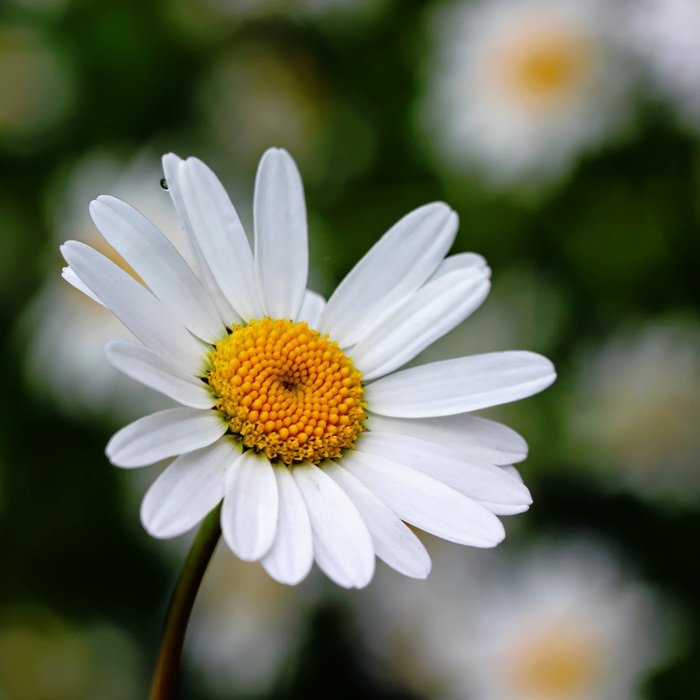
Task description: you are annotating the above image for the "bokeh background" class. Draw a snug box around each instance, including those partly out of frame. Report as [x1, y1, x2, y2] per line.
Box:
[1, 0, 699, 698]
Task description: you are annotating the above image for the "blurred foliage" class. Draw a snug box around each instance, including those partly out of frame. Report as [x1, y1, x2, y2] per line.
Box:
[1, 0, 699, 698]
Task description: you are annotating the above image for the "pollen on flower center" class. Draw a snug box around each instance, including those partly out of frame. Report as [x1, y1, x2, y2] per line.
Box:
[207, 318, 366, 466]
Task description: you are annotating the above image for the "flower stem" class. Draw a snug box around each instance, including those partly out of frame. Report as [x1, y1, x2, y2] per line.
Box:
[148, 503, 222, 700]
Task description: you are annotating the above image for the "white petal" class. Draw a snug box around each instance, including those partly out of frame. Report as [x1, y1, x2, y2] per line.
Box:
[366, 413, 528, 465]
[107, 407, 228, 468]
[254, 148, 308, 320]
[325, 462, 431, 579]
[105, 340, 215, 409]
[179, 158, 263, 320]
[357, 431, 531, 510]
[429, 252, 488, 280]
[502, 465, 523, 482]
[352, 265, 491, 381]
[89, 195, 225, 343]
[60, 241, 205, 374]
[317, 202, 458, 347]
[140, 439, 232, 539]
[480, 501, 530, 516]
[162, 153, 241, 326]
[479, 465, 529, 514]
[366, 351, 556, 417]
[62, 266, 104, 305]
[292, 462, 375, 589]
[341, 449, 505, 547]
[297, 290, 326, 327]
[262, 465, 314, 585]
[221, 450, 279, 562]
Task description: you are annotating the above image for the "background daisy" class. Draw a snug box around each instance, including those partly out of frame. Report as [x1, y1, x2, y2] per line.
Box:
[420, 0, 635, 187]
[358, 540, 674, 700]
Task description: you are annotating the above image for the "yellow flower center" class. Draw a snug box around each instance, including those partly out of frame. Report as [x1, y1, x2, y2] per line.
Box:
[207, 318, 366, 466]
[494, 21, 593, 110]
[508, 620, 602, 696]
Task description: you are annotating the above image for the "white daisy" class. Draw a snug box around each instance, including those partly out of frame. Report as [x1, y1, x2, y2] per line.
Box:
[626, 0, 700, 132]
[567, 318, 700, 505]
[60, 147, 555, 588]
[359, 540, 672, 700]
[421, 0, 633, 187]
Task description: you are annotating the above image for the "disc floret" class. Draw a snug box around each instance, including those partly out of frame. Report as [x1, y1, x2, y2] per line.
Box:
[207, 318, 366, 465]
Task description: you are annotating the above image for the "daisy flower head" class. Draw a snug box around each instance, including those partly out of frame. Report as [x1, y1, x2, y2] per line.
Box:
[359, 540, 673, 700]
[60, 148, 555, 589]
[421, 0, 634, 187]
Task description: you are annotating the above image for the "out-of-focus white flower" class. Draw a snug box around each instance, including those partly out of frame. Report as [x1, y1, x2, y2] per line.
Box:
[22, 152, 184, 422]
[359, 540, 672, 700]
[188, 548, 311, 696]
[421, 0, 634, 187]
[567, 318, 700, 504]
[626, 0, 700, 131]
[0, 607, 143, 700]
[0, 25, 73, 147]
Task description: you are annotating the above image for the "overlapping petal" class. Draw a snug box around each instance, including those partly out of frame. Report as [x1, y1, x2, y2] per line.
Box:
[357, 431, 531, 511]
[61, 266, 103, 305]
[317, 202, 458, 347]
[352, 261, 491, 380]
[89, 195, 225, 343]
[179, 158, 263, 320]
[342, 449, 505, 547]
[61, 241, 206, 374]
[105, 340, 215, 409]
[292, 462, 375, 589]
[162, 153, 240, 326]
[325, 462, 431, 579]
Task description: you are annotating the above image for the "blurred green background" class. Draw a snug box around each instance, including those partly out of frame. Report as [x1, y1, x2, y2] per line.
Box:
[1, 0, 699, 698]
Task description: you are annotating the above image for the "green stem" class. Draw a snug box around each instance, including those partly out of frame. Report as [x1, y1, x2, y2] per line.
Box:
[148, 503, 222, 700]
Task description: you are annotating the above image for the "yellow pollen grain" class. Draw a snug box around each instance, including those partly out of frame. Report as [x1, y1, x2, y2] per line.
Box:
[207, 318, 366, 466]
